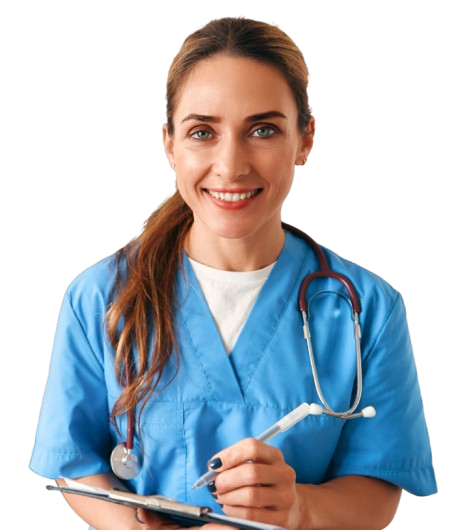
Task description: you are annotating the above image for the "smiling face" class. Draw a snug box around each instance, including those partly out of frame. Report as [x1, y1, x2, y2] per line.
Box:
[163, 55, 314, 264]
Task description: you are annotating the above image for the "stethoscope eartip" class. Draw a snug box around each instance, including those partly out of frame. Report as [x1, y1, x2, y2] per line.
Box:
[309, 403, 324, 415]
[361, 406, 376, 418]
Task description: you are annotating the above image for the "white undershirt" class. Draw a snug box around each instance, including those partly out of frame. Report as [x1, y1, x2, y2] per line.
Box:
[189, 258, 276, 354]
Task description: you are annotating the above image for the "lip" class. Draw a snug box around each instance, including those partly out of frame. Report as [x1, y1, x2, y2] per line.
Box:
[204, 187, 261, 193]
[204, 187, 262, 209]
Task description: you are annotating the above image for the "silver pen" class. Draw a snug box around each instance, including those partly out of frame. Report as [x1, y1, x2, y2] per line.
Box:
[192, 402, 315, 489]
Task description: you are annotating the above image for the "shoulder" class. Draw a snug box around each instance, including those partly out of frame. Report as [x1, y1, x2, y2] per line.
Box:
[64, 253, 121, 318]
[321, 245, 400, 308]
[286, 230, 400, 307]
[320, 245, 407, 349]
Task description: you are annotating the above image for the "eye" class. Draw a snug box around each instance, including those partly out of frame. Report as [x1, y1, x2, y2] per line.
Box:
[190, 129, 212, 140]
[253, 126, 276, 138]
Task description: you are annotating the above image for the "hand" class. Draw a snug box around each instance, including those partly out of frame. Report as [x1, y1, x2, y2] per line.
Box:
[207, 438, 303, 529]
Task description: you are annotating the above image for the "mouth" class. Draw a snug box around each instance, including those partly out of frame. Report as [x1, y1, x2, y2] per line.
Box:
[204, 188, 262, 202]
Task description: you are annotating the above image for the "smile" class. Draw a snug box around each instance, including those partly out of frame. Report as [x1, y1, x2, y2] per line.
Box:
[206, 189, 261, 202]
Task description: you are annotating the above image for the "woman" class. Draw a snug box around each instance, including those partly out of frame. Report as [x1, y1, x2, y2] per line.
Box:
[31, 17, 436, 530]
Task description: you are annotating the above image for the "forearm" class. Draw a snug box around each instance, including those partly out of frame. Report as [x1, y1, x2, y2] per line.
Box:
[56, 473, 144, 530]
[296, 475, 402, 530]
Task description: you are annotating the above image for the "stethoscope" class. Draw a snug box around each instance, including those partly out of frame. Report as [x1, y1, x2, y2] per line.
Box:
[110, 224, 376, 480]
[110, 358, 141, 480]
[284, 223, 376, 422]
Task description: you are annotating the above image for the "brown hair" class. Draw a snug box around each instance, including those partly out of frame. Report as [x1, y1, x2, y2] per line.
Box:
[166, 17, 311, 135]
[107, 17, 312, 428]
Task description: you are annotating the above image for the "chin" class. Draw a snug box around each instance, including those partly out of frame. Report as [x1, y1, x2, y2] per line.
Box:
[213, 219, 275, 242]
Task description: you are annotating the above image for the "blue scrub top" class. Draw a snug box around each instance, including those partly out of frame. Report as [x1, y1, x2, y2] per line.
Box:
[31, 231, 437, 512]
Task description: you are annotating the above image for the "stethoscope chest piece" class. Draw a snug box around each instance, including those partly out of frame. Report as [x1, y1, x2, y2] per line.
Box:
[111, 443, 142, 480]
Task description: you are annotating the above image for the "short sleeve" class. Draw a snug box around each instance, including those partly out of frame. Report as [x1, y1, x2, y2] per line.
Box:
[326, 293, 437, 496]
[30, 290, 113, 479]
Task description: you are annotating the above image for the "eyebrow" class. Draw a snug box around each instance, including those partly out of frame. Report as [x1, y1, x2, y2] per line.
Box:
[180, 111, 287, 124]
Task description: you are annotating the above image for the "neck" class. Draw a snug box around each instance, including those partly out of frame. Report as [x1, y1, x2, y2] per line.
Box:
[184, 222, 285, 272]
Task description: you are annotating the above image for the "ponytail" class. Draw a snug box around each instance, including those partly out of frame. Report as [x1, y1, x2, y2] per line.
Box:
[106, 191, 192, 427]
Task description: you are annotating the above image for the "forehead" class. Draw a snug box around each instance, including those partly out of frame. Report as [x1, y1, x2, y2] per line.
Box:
[173, 55, 298, 121]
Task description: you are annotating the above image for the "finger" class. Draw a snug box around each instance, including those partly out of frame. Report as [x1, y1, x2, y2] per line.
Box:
[135, 509, 146, 525]
[214, 461, 296, 494]
[216, 471, 296, 511]
[223, 460, 293, 486]
[209, 438, 285, 473]
[136, 508, 182, 528]
[222, 504, 288, 527]
[197, 526, 235, 530]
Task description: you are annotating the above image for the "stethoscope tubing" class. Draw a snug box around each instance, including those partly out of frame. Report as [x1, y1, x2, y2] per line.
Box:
[281, 223, 361, 313]
[113, 224, 374, 479]
[282, 223, 367, 419]
[125, 360, 135, 452]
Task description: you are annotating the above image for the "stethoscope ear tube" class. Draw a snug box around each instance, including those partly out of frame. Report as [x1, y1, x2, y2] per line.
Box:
[293, 222, 375, 420]
[302, 307, 372, 420]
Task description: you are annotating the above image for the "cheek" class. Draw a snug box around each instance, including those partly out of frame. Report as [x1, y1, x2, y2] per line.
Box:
[263, 141, 296, 165]
[266, 160, 295, 190]
[175, 146, 211, 170]
[257, 143, 297, 173]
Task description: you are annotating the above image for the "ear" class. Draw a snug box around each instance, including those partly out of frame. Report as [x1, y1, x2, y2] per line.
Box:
[295, 116, 315, 166]
[162, 124, 175, 170]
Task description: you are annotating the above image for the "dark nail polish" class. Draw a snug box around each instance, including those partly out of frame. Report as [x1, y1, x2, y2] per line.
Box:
[208, 457, 222, 470]
[207, 481, 217, 493]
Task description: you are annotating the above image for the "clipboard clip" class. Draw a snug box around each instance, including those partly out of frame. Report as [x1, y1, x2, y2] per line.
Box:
[109, 490, 211, 516]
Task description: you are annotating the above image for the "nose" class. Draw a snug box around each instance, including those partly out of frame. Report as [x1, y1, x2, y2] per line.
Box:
[212, 135, 251, 181]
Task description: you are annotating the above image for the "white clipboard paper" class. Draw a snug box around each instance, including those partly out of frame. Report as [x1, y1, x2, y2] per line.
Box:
[47, 480, 287, 530]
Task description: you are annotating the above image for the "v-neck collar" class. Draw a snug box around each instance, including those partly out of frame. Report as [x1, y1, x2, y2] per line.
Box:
[175, 231, 310, 403]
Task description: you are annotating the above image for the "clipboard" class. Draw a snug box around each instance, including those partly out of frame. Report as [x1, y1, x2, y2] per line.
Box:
[47, 481, 287, 530]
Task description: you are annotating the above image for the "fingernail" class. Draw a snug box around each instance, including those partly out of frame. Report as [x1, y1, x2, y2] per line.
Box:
[207, 481, 217, 493]
[208, 457, 222, 470]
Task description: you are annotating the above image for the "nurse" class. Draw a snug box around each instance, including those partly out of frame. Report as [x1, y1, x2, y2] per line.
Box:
[31, 17, 437, 530]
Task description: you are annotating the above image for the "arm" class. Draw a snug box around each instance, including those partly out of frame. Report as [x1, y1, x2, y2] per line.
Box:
[57, 473, 234, 530]
[209, 439, 401, 530]
[296, 476, 401, 530]
[57, 473, 180, 530]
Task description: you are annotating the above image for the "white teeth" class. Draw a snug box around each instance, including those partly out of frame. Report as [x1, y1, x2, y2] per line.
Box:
[208, 190, 257, 202]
